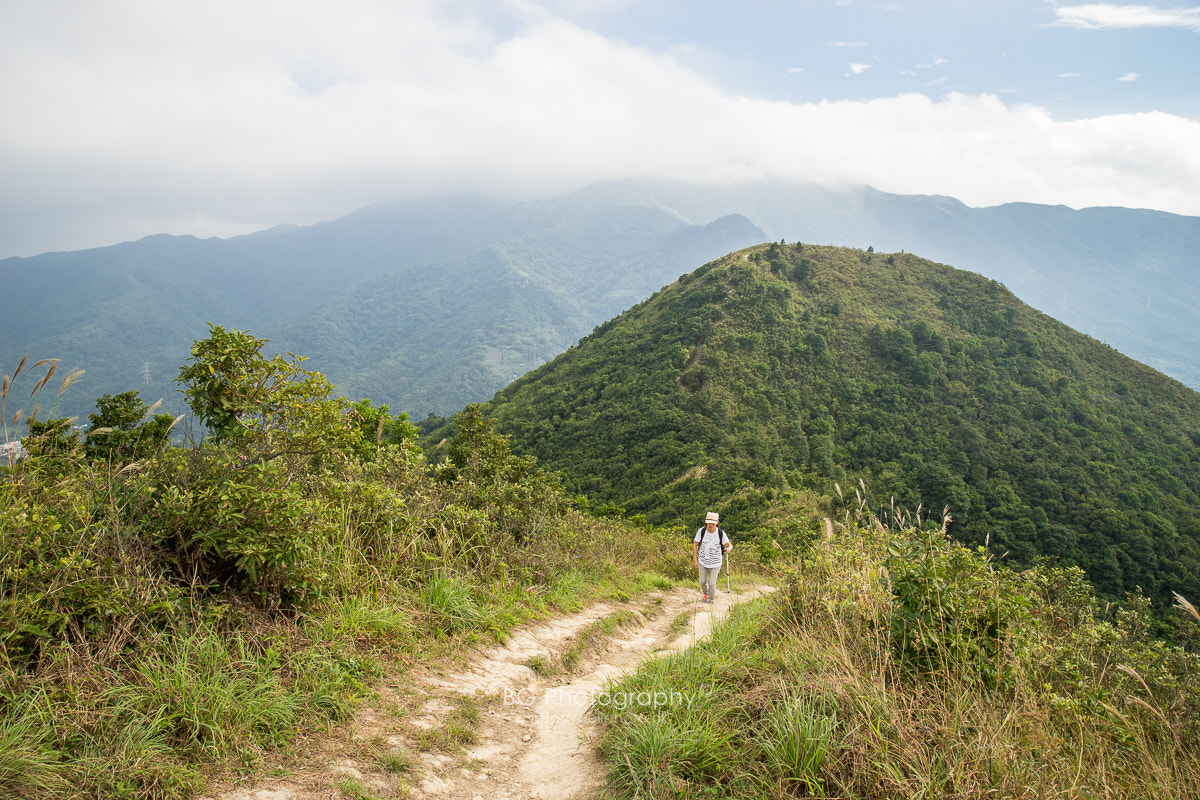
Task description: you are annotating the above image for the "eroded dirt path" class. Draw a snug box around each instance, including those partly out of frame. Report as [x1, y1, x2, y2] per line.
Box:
[203, 584, 771, 800]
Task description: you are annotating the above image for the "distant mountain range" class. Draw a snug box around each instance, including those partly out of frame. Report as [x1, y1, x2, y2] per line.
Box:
[2, 179, 1197, 426]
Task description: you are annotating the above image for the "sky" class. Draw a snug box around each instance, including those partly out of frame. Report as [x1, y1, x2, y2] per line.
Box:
[1, 0, 1199, 258]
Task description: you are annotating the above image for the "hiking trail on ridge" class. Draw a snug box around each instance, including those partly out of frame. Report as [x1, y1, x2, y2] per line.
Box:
[203, 583, 772, 800]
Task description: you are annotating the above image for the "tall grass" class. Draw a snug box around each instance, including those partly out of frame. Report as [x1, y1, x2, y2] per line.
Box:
[592, 509, 1200, 799]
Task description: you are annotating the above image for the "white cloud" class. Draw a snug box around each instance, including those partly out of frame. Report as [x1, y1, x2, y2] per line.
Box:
[1118, 71, 1141, 80]
[848, 62, 874, 74]
[1, 1, 1198, 256]
[1059, 72, 1083, 77]
[1052, 4, 1200, 32]
[825, 41, 868, 47]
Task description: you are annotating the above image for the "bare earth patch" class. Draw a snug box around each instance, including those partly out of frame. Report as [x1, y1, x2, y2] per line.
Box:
[201, 584, 771, 800]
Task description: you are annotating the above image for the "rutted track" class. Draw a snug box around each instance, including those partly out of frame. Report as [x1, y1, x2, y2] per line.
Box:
[203, 584, 771, 800]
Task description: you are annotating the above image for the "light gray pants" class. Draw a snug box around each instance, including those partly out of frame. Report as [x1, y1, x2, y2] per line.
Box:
[698, 564, 721, 599]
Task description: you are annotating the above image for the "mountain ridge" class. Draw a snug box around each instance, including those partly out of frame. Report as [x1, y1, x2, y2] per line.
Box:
[3, 179, 1197, 425]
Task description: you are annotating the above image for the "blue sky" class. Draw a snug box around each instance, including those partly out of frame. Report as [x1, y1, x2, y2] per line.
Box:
[1, 0, 1198, 257]
[559, 1, 1200, 119]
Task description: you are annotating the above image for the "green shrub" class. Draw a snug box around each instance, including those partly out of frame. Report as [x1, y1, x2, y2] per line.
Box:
[141, 449, 326, 605]
[886, 523, 1028, 689]
[0, 482, 185, 668]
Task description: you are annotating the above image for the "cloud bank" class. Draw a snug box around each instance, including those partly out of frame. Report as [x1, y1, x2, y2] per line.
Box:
[1, 1, 1199, 256]
[1052, 3, 1200, 32]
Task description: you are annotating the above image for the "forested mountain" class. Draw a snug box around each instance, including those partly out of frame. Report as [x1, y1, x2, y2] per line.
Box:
[574, 179, 1200, 389]
[0, 195, 510, 421]
[3, 180, 1198, 427]
[270, 208, 765, 415]
[0, 193, 763, 422]
[481, 242, 1200, 609]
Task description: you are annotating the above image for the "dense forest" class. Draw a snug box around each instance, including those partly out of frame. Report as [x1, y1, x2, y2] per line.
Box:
[478, 243, 1200, 612]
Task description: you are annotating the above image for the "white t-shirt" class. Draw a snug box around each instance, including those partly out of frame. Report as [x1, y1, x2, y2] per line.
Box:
[693, 526, 729, 569]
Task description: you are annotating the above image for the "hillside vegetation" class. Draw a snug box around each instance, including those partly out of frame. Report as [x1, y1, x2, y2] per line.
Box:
[483, 242, 1200, 614]
[6, 181, 1199, 436]
[4, 321, 1200, 799]
[594, 499, 1200, 799]
[0, 332, 687, 798]
[0, 195, 764, 424]
[582, 179, 1200, 388]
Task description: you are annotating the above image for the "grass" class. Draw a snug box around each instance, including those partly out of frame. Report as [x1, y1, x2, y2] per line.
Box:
[757, 693, 836, 795]
[546, 571, 588, 611]
[0, 692, 72, 799]
[589, 512, 1200, 799]
[525, 609, 644, 678]
[526, 654, 552, 676]
[412, 690, 485, 757]
[0, 615, 388, 799]
[421, 573, 484, 636]
[378, 747, 416, 775]
[668, 611, 691, 637]
[334, 773, 385, 800]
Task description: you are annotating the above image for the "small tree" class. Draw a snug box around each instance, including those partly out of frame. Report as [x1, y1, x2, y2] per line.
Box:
[156, 325, 358, 602]
[85, 391, 176, 463]
[175, 324, 354, 470]
[347, 398, 419, 462]
[23, 417, 80, 458]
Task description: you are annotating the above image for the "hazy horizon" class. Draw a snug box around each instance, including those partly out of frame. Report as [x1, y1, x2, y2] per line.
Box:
[2, 1, 1198, 258]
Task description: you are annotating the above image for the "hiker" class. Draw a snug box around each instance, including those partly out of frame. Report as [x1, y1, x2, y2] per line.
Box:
[692, 511, 732, 604]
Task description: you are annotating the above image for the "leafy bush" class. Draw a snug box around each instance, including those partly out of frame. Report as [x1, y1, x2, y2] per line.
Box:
[0, 479, 185, 668]
[885, 519, 1028, 689]
[175, 323, 355, 472]
[85, 391, 177, 464]
[140, 449, 327, 604]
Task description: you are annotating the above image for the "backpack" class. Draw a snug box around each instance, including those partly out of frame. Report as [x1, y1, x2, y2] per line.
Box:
[697, 526, 728, 550]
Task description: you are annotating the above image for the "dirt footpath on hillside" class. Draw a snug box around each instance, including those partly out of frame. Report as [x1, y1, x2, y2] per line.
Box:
[201, 583, 772, 800]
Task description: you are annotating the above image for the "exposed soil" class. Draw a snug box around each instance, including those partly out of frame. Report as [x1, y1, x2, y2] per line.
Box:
[201, 584, 771, 800]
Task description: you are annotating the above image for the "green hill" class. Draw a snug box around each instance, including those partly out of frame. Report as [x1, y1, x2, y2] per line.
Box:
[482, 242, 1200, 608]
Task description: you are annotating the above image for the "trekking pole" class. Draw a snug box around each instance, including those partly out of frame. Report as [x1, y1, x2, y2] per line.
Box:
[725, 548, 731, 595]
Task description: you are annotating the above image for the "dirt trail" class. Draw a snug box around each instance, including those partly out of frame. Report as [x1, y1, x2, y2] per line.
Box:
[203, 584, 771, 800]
